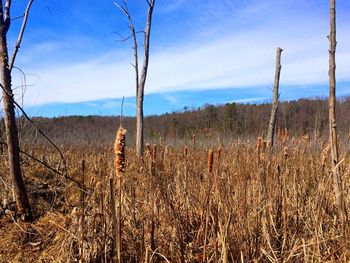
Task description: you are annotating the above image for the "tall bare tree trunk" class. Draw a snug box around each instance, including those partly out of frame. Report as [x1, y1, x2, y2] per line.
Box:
[0, 1, 33, 221]
[136, 0, 155, 157]
[116, 0, 155, 158]
[328, 0, 347, 227]
[267, 47, 283, 148]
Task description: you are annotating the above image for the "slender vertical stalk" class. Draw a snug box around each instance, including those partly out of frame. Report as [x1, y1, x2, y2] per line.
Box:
[110, 177, 117, 263]
[114, 127, 127, 263]
[328, 0, 347, 228]
[79, 159, 86, 263]
[203, 149, 214, 262]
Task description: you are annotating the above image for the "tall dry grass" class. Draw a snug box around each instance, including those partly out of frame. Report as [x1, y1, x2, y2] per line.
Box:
[0, 135, 350, 262]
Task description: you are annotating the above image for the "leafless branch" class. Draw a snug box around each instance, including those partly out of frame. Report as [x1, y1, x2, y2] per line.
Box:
[0, 141, 82, 188]
[11, 15, 24, 21]
[117, 33, 134, 43]
[116, 30, 145, 43]
[9, 0, 34, 72]
[114, 1, 129, 18]
[115, 0, 140, 89]
[0, 83, 67, 172]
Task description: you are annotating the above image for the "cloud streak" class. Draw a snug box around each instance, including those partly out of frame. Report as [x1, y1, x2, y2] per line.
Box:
[12, 0, 350, 108]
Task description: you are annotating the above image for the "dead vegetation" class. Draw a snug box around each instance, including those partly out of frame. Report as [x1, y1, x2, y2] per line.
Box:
[1, 134, 350, 262]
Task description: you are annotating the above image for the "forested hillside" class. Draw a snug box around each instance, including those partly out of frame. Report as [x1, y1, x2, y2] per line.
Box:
[10, 97, 350, 147]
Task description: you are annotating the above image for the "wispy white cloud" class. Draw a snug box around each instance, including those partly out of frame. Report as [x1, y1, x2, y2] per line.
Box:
[163, 94, 178, 105]
[231, 97, 269, 103]
[14, 0, 350, 107]
[158, 0, 186, 14]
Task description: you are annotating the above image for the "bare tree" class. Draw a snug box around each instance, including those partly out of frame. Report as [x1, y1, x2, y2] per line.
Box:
[266, 47, 283, 148]
[328, 0, 347, 227]
[0, 0, 34, 221]
[115, 0, 155, 157]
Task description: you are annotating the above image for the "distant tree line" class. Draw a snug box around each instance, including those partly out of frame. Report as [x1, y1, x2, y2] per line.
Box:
[6, 97, 350, 147]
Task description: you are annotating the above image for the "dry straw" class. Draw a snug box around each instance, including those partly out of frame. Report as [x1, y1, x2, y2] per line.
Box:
[217, 147, 222, 163]
[146, 143, 151, 155]
[283, 147, 288, 159]
[256, 137, 263, 150]
[284, 128, 289, 138]
[152, 144, 157, 161]
[208, 149, 214, 173]
[184, 145, 188, 157]
[321, 145, 330, 167]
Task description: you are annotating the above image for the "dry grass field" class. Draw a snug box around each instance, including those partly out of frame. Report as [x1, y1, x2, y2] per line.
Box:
[1, 133, 350, 262]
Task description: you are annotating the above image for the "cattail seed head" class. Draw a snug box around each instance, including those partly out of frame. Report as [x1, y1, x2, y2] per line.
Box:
[161, 150, 165, 164]
[256, 137, 263, 150]
[184, 145, 188, 157]
[114, 127, 127, 176]
[152, 144, 157, 160]
[208, 149, 214, 173]
[283, 147, 288, 159]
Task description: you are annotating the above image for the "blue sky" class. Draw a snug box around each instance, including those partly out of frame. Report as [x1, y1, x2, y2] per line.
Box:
[5, 0, 350, 117]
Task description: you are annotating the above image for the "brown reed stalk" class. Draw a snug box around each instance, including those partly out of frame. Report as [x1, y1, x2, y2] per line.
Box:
[203, 149, 214, 262]
[110, 177, 117, 263]
[208, 149, 214, 174]
[321, 146, 330, 168]
[277, 128, 281, 139]
[283, 147, 288, 160]
[114, 127, 127, 263]
[79, 159, 86, 263]
[184, 145, 188, 158]
[256, 137, 263, 151]
[217, 147, 222, 162]
[146, 143, 151, 155]
[152, 144, 157, 161]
